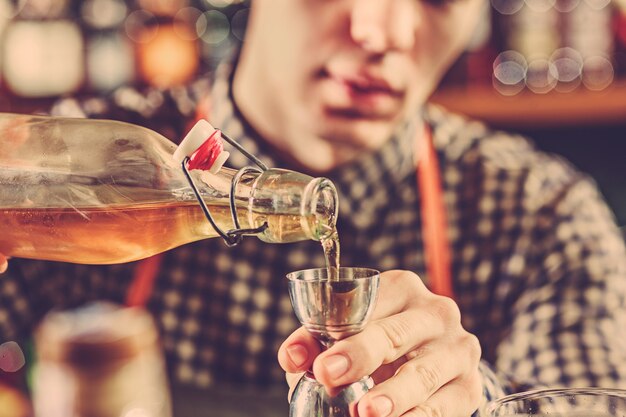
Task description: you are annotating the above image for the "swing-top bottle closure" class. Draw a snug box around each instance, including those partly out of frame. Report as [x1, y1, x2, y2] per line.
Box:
[173, 119, 265, 246]
[172, 120, 339, 246]
[173, 119, 230, 173]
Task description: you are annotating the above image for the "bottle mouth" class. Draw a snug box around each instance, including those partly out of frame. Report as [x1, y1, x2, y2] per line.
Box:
[301, 177, 338, 241]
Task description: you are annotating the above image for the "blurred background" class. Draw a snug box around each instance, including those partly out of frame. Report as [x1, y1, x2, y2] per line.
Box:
[0, 0, 624, 224]
[0, 0, 625, 415]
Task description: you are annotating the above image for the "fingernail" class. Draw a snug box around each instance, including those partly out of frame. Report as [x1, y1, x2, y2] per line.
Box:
[322, 354, 349, 379]
[372, 396, 393, 417]
[0, 261, 7, 274]
[286, 344, 308, 368]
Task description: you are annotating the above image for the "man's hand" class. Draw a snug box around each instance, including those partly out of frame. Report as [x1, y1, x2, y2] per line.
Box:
[278, 270, 482, 417]
[0, 254, 8, 273]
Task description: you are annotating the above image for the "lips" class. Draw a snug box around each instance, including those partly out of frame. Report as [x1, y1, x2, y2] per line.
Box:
[319, 68, 403, 117]
[330, 71, 400, 96]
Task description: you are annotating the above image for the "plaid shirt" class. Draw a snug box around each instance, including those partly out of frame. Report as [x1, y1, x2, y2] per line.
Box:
[2, 61, 626, 407]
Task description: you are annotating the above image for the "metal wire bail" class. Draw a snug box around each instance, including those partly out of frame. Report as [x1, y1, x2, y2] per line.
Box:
[180, 131, 269, 247]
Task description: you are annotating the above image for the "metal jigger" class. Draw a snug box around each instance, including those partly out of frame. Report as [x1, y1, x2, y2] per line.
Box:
[287, 267, 380, 417]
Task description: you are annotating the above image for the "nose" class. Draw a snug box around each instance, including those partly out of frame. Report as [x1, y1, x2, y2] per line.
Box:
[350, 0, 417, 53]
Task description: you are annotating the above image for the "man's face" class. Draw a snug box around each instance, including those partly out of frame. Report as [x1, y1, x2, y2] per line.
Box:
[236, 0, 484, 170]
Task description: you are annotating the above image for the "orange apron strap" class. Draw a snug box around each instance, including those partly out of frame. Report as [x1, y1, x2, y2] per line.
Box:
[126, 253, 163, 307]
[417, 126, 454, 299]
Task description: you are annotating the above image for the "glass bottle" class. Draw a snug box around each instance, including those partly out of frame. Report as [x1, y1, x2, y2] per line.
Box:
[0, 113, 338, 264]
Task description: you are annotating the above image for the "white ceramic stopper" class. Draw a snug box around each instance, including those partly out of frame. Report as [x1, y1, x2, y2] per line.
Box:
[173, 119, 217, 164]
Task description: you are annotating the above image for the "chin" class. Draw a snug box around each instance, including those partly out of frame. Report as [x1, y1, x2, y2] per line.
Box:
[318, 117, 396, 152]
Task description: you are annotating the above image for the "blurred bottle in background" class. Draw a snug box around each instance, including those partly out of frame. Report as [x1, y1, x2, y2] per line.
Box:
[32, 302, 172, 417]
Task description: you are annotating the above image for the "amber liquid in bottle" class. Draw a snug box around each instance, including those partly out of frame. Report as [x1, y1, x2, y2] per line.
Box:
[0, 202, 318, 264]
[0, 114, 339, 265]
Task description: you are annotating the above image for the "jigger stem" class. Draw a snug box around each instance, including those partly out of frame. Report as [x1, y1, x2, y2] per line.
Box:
[290, 371, 375, 417]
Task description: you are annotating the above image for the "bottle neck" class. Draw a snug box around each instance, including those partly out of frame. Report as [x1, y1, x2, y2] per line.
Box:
[193, 168, 338, 244]
[298, 176, 339, 241]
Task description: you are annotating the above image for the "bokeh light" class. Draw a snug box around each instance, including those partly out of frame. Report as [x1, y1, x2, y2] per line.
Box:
[231, 8, 249, 41]
[18, 0, 69, 19]
[584, 0, 611, 9]
[3, 20, 84, 97]
[174, 7, 204, 40]
[81, 0, 128, 29]
[525, 58, 558, 94]
[136, 23, 199, 88]
[507, 6, 559, 60]
[550, 47, 583, 92]
[125, 9, 159, 43]
[198, 10, 230, 45]
[205, 0, 234, 7]
[491, 0, 524, 15]
[138, 0, 185, 16]
[554, 0, 581, 12]
[582, 55, 614, 91]
[492, 50, 527, 96]
[87, 33, 135, 91]
[525, 0, 556, 12]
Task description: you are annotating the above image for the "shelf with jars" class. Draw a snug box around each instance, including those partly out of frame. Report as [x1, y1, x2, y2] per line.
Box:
[432, 0, 626, 129]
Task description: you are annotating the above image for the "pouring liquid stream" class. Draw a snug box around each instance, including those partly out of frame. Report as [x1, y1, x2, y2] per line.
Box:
[321, 227, 341, 281]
